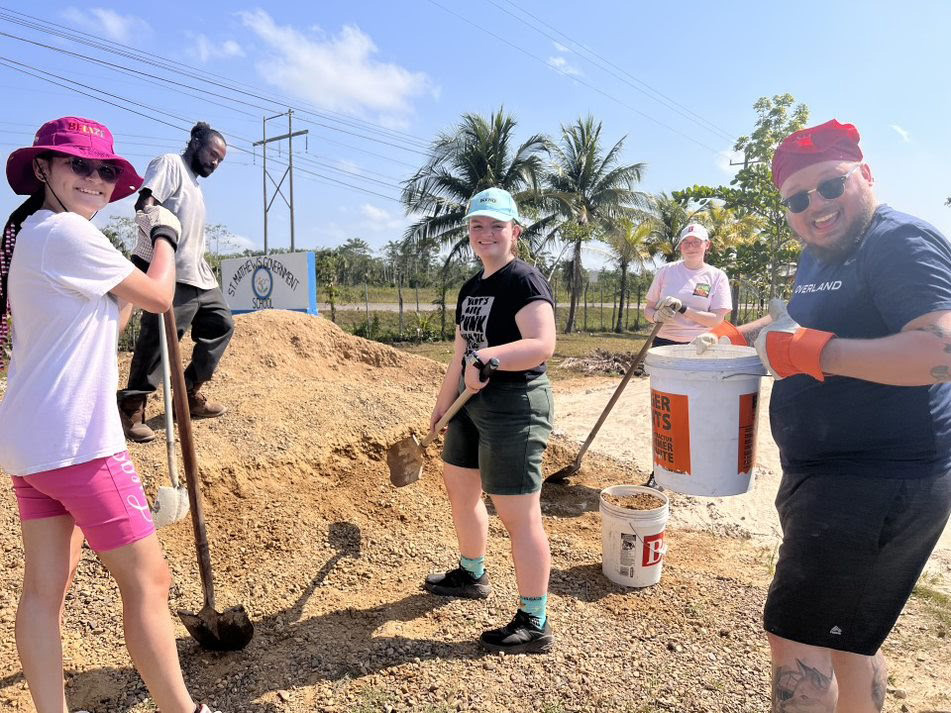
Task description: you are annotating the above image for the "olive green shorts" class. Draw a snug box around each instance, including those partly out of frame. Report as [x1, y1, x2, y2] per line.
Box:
[441, 374, 554, 495]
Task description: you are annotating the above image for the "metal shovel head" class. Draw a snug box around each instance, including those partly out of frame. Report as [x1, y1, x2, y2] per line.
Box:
[151, 485, 190, 529]
[387, 433, 424, 487]
[178, 603, 254, 651]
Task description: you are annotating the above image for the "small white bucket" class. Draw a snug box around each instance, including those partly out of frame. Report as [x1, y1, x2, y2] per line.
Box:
[644, 344, 766, 497]
[600, 484, 670, 587]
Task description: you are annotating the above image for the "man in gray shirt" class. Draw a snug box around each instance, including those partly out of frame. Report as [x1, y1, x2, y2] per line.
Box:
[118, 122, 233, 442]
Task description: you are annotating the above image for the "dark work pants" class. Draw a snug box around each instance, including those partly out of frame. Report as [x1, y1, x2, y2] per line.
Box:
[119, 257, 234, 399]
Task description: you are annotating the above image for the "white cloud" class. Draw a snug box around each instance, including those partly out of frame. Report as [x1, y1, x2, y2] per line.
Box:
[547, 56, 583, 77]
[61, 7, 150, 44]
[237, 10, 434, 123]
[188, 34, 245, 63]
[553, 41, 571, 53]
[359, 203, 409, 232]
[889, 124, 911, 143]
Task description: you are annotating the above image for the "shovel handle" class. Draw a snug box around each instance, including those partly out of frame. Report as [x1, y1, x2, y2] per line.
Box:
[163, 309, 217, 611]
[157, 315, 180, 489]
[420, 357, 499, 448]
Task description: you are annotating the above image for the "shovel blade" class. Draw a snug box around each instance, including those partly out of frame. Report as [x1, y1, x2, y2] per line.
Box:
[152, 486, 190, 529]
[178, 603, 254, 651]
[386, 434, 424, 487]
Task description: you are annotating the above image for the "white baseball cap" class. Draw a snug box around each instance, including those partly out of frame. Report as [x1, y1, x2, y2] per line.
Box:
[677, 223, 710, 244]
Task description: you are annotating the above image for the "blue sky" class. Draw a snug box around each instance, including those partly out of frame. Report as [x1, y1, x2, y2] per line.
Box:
[2, 1, 949, 266]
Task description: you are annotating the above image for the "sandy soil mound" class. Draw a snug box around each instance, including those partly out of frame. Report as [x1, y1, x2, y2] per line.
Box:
[0, 312, 948, 712]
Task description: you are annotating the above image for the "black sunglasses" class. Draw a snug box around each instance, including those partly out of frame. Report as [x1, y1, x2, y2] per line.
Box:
[780, 165, 861, 214]
[61, 156, 123, 184]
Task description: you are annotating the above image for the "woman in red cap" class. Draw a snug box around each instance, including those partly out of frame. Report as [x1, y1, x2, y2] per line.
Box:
[1, 118, 212, 712]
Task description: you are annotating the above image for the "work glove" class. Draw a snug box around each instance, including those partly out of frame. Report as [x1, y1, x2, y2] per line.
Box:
[753, 299, 836, 381]
[691, 321, 746, 353]
[134, 205, 181, 255]
[654, 296, 684, 322]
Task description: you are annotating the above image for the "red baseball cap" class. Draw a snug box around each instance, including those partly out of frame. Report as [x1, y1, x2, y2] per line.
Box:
[6, 117, 143, 202]
[771, 119, 863, 190]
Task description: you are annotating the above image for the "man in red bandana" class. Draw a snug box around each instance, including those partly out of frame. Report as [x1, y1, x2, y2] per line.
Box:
[695, 120, 951, 710]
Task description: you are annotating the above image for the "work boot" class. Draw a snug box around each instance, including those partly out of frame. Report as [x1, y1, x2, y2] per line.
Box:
[479, 610, 554, 654]
[424, 566, 491, 599]
[118, 394, 155, 443]
[187, 384, 226, 420]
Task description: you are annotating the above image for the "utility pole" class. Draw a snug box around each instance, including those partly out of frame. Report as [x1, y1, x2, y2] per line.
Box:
[253, 109, 308, 253]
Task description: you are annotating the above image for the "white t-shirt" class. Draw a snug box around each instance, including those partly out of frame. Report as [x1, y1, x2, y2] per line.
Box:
[0, 210, 134, 476]
[645, 261, 732, 342]
[133, 153, 217, 290]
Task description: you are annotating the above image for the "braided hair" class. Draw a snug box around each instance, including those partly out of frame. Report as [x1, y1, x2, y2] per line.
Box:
[1, 192, 45, 368]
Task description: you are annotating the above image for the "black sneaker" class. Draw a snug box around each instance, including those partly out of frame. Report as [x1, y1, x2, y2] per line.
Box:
[423, 566, 491, 599]
[479, 610, 553, 654]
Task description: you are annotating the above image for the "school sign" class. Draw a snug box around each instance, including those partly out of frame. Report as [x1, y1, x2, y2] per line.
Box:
[221, 252, 318, 315]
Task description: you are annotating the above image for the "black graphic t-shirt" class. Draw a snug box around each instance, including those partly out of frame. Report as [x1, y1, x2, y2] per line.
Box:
[455, 259, 555, 381]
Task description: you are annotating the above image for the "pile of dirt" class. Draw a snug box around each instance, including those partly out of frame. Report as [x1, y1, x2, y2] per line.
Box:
[0, 311, 948, 712]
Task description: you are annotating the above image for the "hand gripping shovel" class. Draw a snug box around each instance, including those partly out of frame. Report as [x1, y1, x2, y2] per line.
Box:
[162, 310, 254, 651]
[545, 321, 663, 484]
[387, 358, 499, 487]
[150, 314, 190, 529]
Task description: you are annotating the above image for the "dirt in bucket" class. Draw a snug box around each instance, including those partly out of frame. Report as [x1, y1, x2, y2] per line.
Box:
[602, 492, 665, 511]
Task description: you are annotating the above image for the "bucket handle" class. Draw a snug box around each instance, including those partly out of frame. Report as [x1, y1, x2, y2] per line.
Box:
[722, 371, 770, 380]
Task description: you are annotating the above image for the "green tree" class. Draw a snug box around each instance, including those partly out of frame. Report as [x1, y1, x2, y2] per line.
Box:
[604, 218, 653, 333]
[100, 216, 137, 258]
[546, 115, 649, 333]
[677, 93, 809, 297]
[645, 192, 690, 262]
[401, 108, 548, 336]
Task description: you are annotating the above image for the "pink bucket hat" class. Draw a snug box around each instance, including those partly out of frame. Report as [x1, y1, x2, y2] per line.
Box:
[5, 117, 143, 202]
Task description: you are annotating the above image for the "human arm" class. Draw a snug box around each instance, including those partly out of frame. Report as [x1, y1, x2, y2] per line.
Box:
[117, 299, 134, 332]
[464, 300, 556, 391]
[643, 271, 663, 323]
[109, 206, 179, 313]
[429, 328, 467, 434]
[680, 305, 731, 329]
[819, 309, 951, 385]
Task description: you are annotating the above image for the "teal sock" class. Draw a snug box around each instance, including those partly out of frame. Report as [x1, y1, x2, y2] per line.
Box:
[519, 594, 548, 628]
[459, 555, 485, 579]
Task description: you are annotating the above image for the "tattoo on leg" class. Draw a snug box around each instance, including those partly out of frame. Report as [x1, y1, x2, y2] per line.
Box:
[871, 656, 886, 711]
[771, 660, 835, 713]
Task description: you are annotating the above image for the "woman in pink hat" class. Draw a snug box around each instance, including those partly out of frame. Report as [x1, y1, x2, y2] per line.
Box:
[644, 222, 733, 345]
[1, 118, 213, 713]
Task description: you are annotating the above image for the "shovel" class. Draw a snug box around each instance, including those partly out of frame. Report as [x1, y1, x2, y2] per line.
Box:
[545, 321, 663, 484]
[388, 357, 499, 487]
[150, 314, 190, 529]
[162, 309, 254, 651]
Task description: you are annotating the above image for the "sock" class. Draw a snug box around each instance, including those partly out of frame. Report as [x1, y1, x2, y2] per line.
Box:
[459, 555, 485, 579]
[519, 593, 548, 628]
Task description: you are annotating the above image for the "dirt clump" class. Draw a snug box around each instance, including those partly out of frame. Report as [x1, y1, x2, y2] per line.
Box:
[602, 492, 665, 511]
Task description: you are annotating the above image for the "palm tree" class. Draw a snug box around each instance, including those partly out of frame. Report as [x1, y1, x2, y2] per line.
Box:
[646, 192, 691, 263]
[400, 108, 548, 336]
[546, 116, 649, 333]
[604, 218, 653, 333]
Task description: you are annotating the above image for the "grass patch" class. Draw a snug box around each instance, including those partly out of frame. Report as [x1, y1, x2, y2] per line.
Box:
[912, 579, 951, 630]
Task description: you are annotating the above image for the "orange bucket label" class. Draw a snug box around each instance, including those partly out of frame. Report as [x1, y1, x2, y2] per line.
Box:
[651, 389, 690, 474]
[737, 392, 758, 475]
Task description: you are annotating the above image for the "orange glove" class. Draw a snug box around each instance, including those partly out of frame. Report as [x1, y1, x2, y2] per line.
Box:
[754, 299, 836, 381]
[691, 321, 747, 353]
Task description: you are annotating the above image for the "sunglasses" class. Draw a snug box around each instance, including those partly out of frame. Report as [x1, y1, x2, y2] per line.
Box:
[60, 156, 123, 184]
[780, 165, 861, 214]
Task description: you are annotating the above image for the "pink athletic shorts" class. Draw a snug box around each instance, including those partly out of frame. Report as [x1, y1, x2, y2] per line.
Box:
[11, 451, 156, 552]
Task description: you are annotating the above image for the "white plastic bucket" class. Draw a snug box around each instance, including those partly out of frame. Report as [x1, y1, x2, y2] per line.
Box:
[600, 484, 670, 587]
[644, 344, 766, 497]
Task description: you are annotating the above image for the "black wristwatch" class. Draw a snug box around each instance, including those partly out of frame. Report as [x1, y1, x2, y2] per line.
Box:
[677, 304, 688, 314]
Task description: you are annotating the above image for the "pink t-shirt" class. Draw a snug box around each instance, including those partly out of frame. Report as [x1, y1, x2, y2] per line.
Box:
[645, 261, 732, 342]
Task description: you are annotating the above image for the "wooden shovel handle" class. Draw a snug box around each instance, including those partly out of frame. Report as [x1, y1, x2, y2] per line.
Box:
[420, 358, 499, 448]
[162, 310, 216, 611]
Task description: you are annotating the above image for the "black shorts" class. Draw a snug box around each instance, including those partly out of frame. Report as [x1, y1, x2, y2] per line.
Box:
[764, 470, 951, 655]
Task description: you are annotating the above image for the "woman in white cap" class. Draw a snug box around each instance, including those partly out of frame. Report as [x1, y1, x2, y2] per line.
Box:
[423, 187, 557, 654]
[644, 223, 732, 344]
[1, 117, 214, 713]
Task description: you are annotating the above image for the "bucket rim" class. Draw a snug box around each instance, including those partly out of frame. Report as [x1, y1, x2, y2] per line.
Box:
[599, 484, 669, 514]
[645, 344, 766, 375]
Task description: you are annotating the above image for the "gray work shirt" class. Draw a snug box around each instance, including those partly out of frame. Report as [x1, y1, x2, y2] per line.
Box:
[133, 153, 217, 290]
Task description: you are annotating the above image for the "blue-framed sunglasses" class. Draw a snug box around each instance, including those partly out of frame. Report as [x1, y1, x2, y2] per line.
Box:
[780, 165, 861, 214]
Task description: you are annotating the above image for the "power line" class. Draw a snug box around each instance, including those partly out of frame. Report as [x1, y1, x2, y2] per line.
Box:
[487, 0, 737, 142]
[425, 0, 725, 155]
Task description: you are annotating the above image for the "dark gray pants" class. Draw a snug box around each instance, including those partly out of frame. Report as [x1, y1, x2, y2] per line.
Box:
[120, 258, 234, 398]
